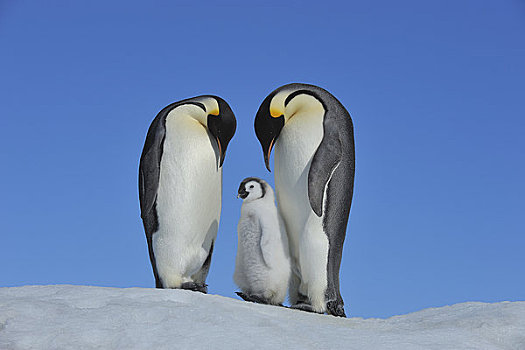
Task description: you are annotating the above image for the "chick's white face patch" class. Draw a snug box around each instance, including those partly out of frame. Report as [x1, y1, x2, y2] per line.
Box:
[243, 180, 264, 201]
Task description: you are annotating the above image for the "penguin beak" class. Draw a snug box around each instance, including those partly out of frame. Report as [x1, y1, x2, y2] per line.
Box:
[207, 107, 236, 168]
[216, 137, 225, 167]
[264, 138, 275, 172]
[237, 188, 248, 199]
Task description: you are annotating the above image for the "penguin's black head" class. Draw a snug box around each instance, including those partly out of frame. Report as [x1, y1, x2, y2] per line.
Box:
[237, 177, 266, 201]
[254, 84, 326, 172]
[206, 96, 237, 167]
[254, 90, 284, 172]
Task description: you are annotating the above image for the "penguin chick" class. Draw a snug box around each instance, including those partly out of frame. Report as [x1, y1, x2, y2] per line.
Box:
[234, 177, 291, 306]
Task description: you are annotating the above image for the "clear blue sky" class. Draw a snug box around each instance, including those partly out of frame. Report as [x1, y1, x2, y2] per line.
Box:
[1, 1, 523, 318]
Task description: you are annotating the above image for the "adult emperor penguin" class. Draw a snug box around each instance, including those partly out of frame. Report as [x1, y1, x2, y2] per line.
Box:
[254, 83, 355, 317]
[139, 95, 236, 292]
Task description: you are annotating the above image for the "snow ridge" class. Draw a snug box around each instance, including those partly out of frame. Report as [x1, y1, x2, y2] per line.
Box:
[1, 285, 524, 350]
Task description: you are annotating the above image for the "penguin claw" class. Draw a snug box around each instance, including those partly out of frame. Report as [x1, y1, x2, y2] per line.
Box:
[326, 300, 346, 318]
[180, 282, 208, 294]
[235, 291, 270, 305]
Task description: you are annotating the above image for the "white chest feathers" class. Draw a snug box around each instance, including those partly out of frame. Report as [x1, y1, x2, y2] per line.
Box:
[234, 179, 291, 305]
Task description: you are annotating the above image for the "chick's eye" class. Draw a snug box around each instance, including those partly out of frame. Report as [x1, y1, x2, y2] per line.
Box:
[249, 185, 254, 189]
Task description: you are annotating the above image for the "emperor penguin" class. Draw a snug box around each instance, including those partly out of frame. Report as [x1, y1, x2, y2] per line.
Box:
[139, 95, 236, 292]
[254, 83, 355, 317]
[234, 177, 291, 306]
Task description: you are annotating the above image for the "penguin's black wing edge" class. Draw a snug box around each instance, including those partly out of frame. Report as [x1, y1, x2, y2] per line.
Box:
[308, 117, 342, 217]
[139, 112, 167, 219]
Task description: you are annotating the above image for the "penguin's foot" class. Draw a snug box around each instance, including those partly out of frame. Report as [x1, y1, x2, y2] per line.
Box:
[180, 282, 208, 294]
[291, 293, 322, 313]
[296, 292, 309, 304]
[290, 302, 322, 314]
[235, 291, 270, 305]
[326, 300, 346, 317]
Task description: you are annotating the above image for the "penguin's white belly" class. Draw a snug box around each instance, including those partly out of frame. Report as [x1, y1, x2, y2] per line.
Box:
[274, 111, 330, 310]
[154, 116, 221, 288]
[274, 112, 324, 256]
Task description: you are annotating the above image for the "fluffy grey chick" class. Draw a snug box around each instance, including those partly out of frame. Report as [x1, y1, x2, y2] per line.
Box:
[234, 177, 291, 305]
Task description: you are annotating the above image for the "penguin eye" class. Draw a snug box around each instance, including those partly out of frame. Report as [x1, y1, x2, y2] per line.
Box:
[249, 185, 254, 189]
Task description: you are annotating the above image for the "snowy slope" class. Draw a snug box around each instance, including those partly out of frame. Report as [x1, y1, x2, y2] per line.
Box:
[0, 285, 524, 350]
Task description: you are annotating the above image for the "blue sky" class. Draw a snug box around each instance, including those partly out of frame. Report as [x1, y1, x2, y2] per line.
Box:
[1, 1, 523, 318]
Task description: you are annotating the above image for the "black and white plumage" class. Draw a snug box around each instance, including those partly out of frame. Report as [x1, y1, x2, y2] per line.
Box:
[254, 83, 355, 317]
[139, 95, 236, 292]
[234, 177, 291, 306]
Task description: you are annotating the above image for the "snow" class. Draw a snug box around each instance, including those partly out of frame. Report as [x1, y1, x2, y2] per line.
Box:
[1, 285, 524, 350]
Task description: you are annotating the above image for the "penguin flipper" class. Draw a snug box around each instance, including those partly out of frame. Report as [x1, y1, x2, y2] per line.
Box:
[308, 118, 342, 217]
[139, 113, 166, 219]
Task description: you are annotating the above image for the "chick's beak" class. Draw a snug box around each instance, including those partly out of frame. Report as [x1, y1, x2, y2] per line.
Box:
[237, 188, 248, 199]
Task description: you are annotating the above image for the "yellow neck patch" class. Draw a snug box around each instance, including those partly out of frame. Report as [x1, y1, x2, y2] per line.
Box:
[270, 107, 283, 118]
